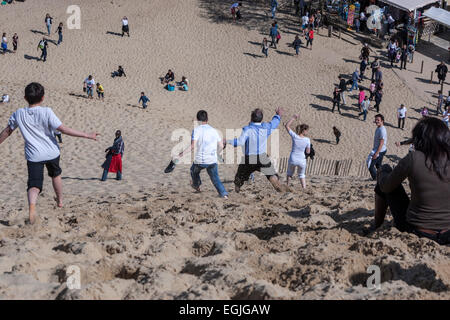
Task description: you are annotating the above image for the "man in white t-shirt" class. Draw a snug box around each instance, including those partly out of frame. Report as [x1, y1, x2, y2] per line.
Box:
[177, 110, 228, 198]
[122, 16, 130, 37]
[368, 114, 387, 180]
[397, 104, 407, 130]
[0, 82, 99, 224]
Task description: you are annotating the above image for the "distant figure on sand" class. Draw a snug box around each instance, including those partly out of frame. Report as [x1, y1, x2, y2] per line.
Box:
[0, 93, 10, 104]
[367, 114, 387, 180]
[333, 126, 341, 144]
[332, 87, 341, 114]
[435, 61, 448, 85]
[112, 65, 126, 78]
[292, 35, 302, 56]
[305, 28, 313, 50]
[177, 110, 228, 198]
[96, 83, 104, 101]
[285, 114, 310, 188]
[269, 22, 278, 49]
[420, 106, 429, 118]
[162, 69, 175, 84]
[338, 75, 347, 105]
[37, 38, 48, 62]
[358, 96, 370, 121]
[139, 92, 150, 109]
[45, 14, 53, 36]
[397, 104, 406, 129]
[1, 33, 8, 54]
[12, 33, 18, 52]
[371, 117, 450, 245]
[56, 22, 63, 45]
[230, 2, 242, 22]
[270, 0, 278, 19]
[179, 76, 189, 91]
[101, 130, 124, 181]
[225, 107, 286, 193]
[122, 17, 130, 37]
[0, 82, 98, 224]
[262, 37, 269, 57]
[83, 75, 95, 99]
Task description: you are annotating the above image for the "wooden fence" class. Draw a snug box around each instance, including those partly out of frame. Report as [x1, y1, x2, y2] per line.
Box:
[275, 157, 372, 178]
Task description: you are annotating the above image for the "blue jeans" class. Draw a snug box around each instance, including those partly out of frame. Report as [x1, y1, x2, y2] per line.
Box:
[86, 87, 93, 97]
[369, 151, 386, 180]
[359, 109, 367, 121]
[190, 163, 228, 197]
[47, 24, 51, 35]
[271, 7, 276, 19]
[295, 46, 299, 55]
[350, 80, 358, 91]
[57, 33, 63, 45]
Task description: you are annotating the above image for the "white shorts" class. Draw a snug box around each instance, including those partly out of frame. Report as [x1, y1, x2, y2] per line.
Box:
[287, 161, 307, 179]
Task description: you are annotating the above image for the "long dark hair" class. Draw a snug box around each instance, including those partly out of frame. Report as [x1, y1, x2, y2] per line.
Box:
[412, 117, 450, 181]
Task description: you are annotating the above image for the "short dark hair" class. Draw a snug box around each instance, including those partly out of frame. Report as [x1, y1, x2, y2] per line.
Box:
[25, 82, 45, 105]
[197, 110, 208, 122]
[251, 109, 263, 123]
[375, 114, 384, 122]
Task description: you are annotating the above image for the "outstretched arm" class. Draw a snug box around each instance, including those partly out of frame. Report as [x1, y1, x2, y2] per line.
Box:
[57, 124, 99, 140]
[285, 114, 298, 134]
[0, 126, 14, 145]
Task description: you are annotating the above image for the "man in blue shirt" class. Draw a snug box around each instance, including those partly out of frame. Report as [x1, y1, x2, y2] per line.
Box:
[271, 0, 278, 19]
[226, 107, 284, 193]
[269, 22, 278, 49]
[138, 92, 150, 109]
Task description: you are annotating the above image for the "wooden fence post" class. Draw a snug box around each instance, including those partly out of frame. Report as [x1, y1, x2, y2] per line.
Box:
[420, 60, 424, 74]
[430, 71, 433, 83]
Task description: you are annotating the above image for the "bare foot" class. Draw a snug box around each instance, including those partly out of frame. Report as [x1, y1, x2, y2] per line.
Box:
[28, 204, 37, 224]
[54, 197, 63, 208]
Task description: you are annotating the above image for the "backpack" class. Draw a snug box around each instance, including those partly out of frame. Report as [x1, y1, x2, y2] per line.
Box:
[38, 40, 45, 50]
[305, 144, 315, 160]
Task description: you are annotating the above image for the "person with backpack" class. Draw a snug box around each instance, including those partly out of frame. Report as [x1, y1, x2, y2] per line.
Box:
[45, 14, 53, 36]
[37, 38, 48, 62]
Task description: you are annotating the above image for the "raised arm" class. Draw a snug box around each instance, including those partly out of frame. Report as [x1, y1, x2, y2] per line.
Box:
[285, 114, 298, 134]
[0, 126, 14, 145]
[57, 124, 98, 140]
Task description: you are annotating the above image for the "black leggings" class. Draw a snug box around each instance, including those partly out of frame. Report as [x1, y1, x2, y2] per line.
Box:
[375, 184, 450, 245]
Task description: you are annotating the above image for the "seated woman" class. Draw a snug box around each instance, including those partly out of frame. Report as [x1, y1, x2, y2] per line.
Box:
[179, 76, 189, 91]
[162, 69, 175, 84]
[371, 117, 450, 245]
[167, 81, 176, 91]
[111, 66, 126, 78]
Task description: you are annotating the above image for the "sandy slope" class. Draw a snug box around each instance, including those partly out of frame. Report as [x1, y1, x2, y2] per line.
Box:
[0, 0, 448, 299]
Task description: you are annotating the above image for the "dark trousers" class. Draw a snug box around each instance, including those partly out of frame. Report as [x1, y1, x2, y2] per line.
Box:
[332, 100, 341, 113]
[40, 50, 47, 62]
[375, 184, 450, 245]
[101, 168, 122, 181]
[400, 59, 407, 69]
[374, 99, 381, 112]
[55, 133, 62, 143]
[398, 117, 405, 129]
[369, 151, 386, 180]
[369, 91, 375, 101]
[270, 35, 277, 48]
[234, 154, 277, 187]
[335, 135, 340, 144]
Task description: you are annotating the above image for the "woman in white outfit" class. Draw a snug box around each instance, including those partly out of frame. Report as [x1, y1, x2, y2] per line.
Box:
[285, 114, 310, 188]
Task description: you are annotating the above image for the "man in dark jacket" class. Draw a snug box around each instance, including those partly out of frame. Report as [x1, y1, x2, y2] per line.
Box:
[400, 45, 408, 70]
[436, 61, 448, 85]
[338, 75, 347, 105]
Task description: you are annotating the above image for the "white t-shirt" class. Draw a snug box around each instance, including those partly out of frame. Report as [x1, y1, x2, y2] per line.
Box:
[398, 107, 407, 118]
[122, 19, 128, 26]
[85, 78, 95, 87]
[192, 124, 221, 165]
[373, 125, 387, 153]
[302, 16, 309, 25]
[8, 106, 62, 162]
[2, 37, 6, 44]
[443, 110, 449, 123]
[288, 129, 310, 164]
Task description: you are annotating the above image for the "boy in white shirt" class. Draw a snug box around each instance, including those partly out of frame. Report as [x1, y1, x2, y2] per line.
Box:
[177, 110, 228, 198]
[0, 82, 99, 224]
[397, 104, 407, 130]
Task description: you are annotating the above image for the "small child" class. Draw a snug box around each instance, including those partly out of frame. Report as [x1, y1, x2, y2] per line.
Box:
[358, 88, 365, 111]
[292, 35, 302, 56]
[437, 90, 444, 114]
[358, 96, 370, 121]
[96, 83, 104, 101]
[332, 126, 341, 145]
[139, 92, 150, 109]
[12, 33, 18, 52]
[369, 81, 376, 101]
[180, 76, 189, 91]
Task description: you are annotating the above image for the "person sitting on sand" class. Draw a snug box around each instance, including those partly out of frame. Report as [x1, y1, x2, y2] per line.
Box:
[162, 69, 175, 84]
[0, 82, 98, 224]
[101, 130, 124, 181]
[370, 117, 450, 245]
[177, 110, 228, 198]
[179, 76, 189, 91]
[111, 66, 126, 78]
[167, 81, 176, 91]
[225, 107, 286, 193]
[285, 114, 310, 188]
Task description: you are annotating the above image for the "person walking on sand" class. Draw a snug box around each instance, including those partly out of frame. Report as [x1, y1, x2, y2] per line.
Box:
[269, 22, 278, 49]
[139, 92, 150, 109]
[121, 17, 130, 37]
[101, 130, 124, 181]
[358, 96, 370, 121]
[270, 0, 278, 19]
[177, 110, 228, 198]
[83, 75, 95, 99]
[358, 88, 365, 111]
[285, 114, 310, 188]
[359, 57, 368, 81]
[374, 87, 383, 113]
[55, 22, 63, 45]
[45, 14, 53, 36]
[349, 69, 359, 92]
[333, 126, 341, 145]
[230, 2, 242, 22]
[332, 87, 341, 114]
[1, 33, 7, 54]
[397, 104, 407, 129]
[96, 83, 104, 101]
[262, 37, 269, 58]
[370, 58, 379, 81]
[367, 114, 387, 180]
[437, 90, 444, 115]
[37, 37, 48, 62]
[338, 75, 347, 106]
[400, 44, 408, 70]
[292, 35, 302, 56]
[420, 106, 429, 118]
[0, 82, 98, 224]
[436, 61, 448, 85]
[305, 28, 314, 50]
[226, 107, 286, 193]
[12, 33, 18, 52]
